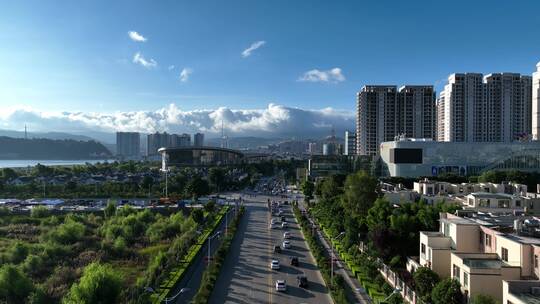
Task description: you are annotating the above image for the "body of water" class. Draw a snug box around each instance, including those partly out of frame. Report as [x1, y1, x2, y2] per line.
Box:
[0, 159, 114, 168]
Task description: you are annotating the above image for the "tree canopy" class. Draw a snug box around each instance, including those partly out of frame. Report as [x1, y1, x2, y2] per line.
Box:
[63, 262, 122, 304]
[431, 278, 462, 304]
[0, 264, 34, 303]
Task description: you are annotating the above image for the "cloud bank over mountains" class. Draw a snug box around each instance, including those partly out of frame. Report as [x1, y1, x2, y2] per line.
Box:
[0, 104, 354, 139]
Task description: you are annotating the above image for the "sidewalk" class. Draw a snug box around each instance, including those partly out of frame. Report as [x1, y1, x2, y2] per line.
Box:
[298, 199, 372, 304]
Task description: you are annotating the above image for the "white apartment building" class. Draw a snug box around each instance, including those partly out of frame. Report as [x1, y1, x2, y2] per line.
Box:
[356, 85, 436, 155]
[533, 62, 540, 140]
[344, 131, 356, 155]
[437, 73, 532, 142]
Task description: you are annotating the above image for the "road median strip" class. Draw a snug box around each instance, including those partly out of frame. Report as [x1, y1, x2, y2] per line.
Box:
[151, 206, 230, 303]
[292, 203, 349, 304]
[191, 206, 245, 304]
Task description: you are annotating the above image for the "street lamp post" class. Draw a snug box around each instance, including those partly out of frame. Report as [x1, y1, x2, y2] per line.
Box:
[331, 232, 346, 287]
[224, 201, 229, 236]
[382, 287, 402, 302]
[207, 231, 221, 265]
[163, 287, 190, 304]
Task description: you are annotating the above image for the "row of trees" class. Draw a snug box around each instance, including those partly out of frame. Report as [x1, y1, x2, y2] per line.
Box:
[306, 170, 499, 304]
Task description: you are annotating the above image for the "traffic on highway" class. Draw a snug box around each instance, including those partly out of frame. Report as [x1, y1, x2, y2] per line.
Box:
[208, 177, 332, 304]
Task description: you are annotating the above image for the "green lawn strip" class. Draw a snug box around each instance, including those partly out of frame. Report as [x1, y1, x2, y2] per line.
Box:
[151, 206, 230, 304]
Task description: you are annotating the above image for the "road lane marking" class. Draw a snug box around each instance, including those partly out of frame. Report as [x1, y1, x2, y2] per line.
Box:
[267, 199, 273, 304]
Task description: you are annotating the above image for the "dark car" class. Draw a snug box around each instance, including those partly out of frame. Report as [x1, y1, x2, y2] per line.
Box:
[290, 256, 299, 266]
[273, 245, 282, 253]
[297, 275, 308, 288]
[281, 216, 286, 222]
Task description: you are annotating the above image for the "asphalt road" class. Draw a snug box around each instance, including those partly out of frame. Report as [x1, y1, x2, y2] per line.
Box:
[209, 193, 332, 304]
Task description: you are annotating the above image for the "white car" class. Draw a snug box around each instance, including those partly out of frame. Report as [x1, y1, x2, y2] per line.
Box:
[275, 279, 287, 291]
[281, 222, 288, 228]
[282, 240, 291, 249]
[283, 231, 291, 239]
[271, 218, 277, 225]
[270, 259, 280, 270]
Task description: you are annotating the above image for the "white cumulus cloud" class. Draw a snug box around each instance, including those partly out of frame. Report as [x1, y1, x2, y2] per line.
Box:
[133, 52, 157, 68]
[128, 31, 147, 42]
[168, 65, 175, 71]
[179, 68, 193, 82]
[241, 40, 266, 58]
[0, 104, 354, 139]
[298, 67, 345, 83]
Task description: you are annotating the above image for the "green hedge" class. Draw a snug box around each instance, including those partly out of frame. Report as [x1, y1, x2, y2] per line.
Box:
[293, 204, 349, 304]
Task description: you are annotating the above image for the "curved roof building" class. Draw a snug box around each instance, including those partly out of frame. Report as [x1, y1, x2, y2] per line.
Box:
[158, 146, 245, 167]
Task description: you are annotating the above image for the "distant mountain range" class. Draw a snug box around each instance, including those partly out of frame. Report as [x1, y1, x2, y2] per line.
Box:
[0, 129, 341, 152]
[0, 136, 112, 160]
[0, 129, 96, 142]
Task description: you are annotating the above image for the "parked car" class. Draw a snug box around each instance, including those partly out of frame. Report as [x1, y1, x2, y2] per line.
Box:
[281, 216, 286, 222]
[283, 231, 291, 239]
[270, 259, 280, 270]
[290, 256, 299, 266]
[273, 245, 282, 253]
[281, 222, 288, 229]
[275, 280, 287, 291]
[297, 275, 308, 288]
[282, 240, 291, 249]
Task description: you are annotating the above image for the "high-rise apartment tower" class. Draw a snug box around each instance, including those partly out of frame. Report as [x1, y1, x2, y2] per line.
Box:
[437, 73, 532, 142]
[356, 85, 436, 156]
[194, 133, 204, 147]
[116, 132, 140, 159]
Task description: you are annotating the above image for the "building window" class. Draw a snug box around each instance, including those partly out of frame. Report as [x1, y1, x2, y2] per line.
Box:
[502, 247, 509, 262]
[463, 272, 469, 287]
[535, 255, 538, 269]
[516, 200, 521, 207]
[421, 243, 426, 255]
[485, 234, 492, 248]
[499, 200, 510, 208]
[453, 264, 460, 280]
[479, 199, 489, 207]
[443, 223, 450, 237]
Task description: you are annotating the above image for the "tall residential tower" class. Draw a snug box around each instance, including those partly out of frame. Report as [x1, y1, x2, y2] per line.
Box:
[194, 133, 204, 147]
[356, 85, 436, 156]
[116, 132, 140, 159]
[437, 73, 532, 142]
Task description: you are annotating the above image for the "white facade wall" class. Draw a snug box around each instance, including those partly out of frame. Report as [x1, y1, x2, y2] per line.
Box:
[534, 62, 540, 140]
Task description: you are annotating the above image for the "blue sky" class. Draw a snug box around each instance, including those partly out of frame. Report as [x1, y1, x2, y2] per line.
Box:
[0, 0, 539, 136]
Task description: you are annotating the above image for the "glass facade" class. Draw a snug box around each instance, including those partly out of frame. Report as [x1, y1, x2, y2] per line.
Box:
[162, 147, 244, 166]
[380, 140, 540, 177]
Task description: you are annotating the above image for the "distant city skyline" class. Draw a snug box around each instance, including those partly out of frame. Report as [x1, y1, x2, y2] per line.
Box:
[0, 1, 539, 137]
